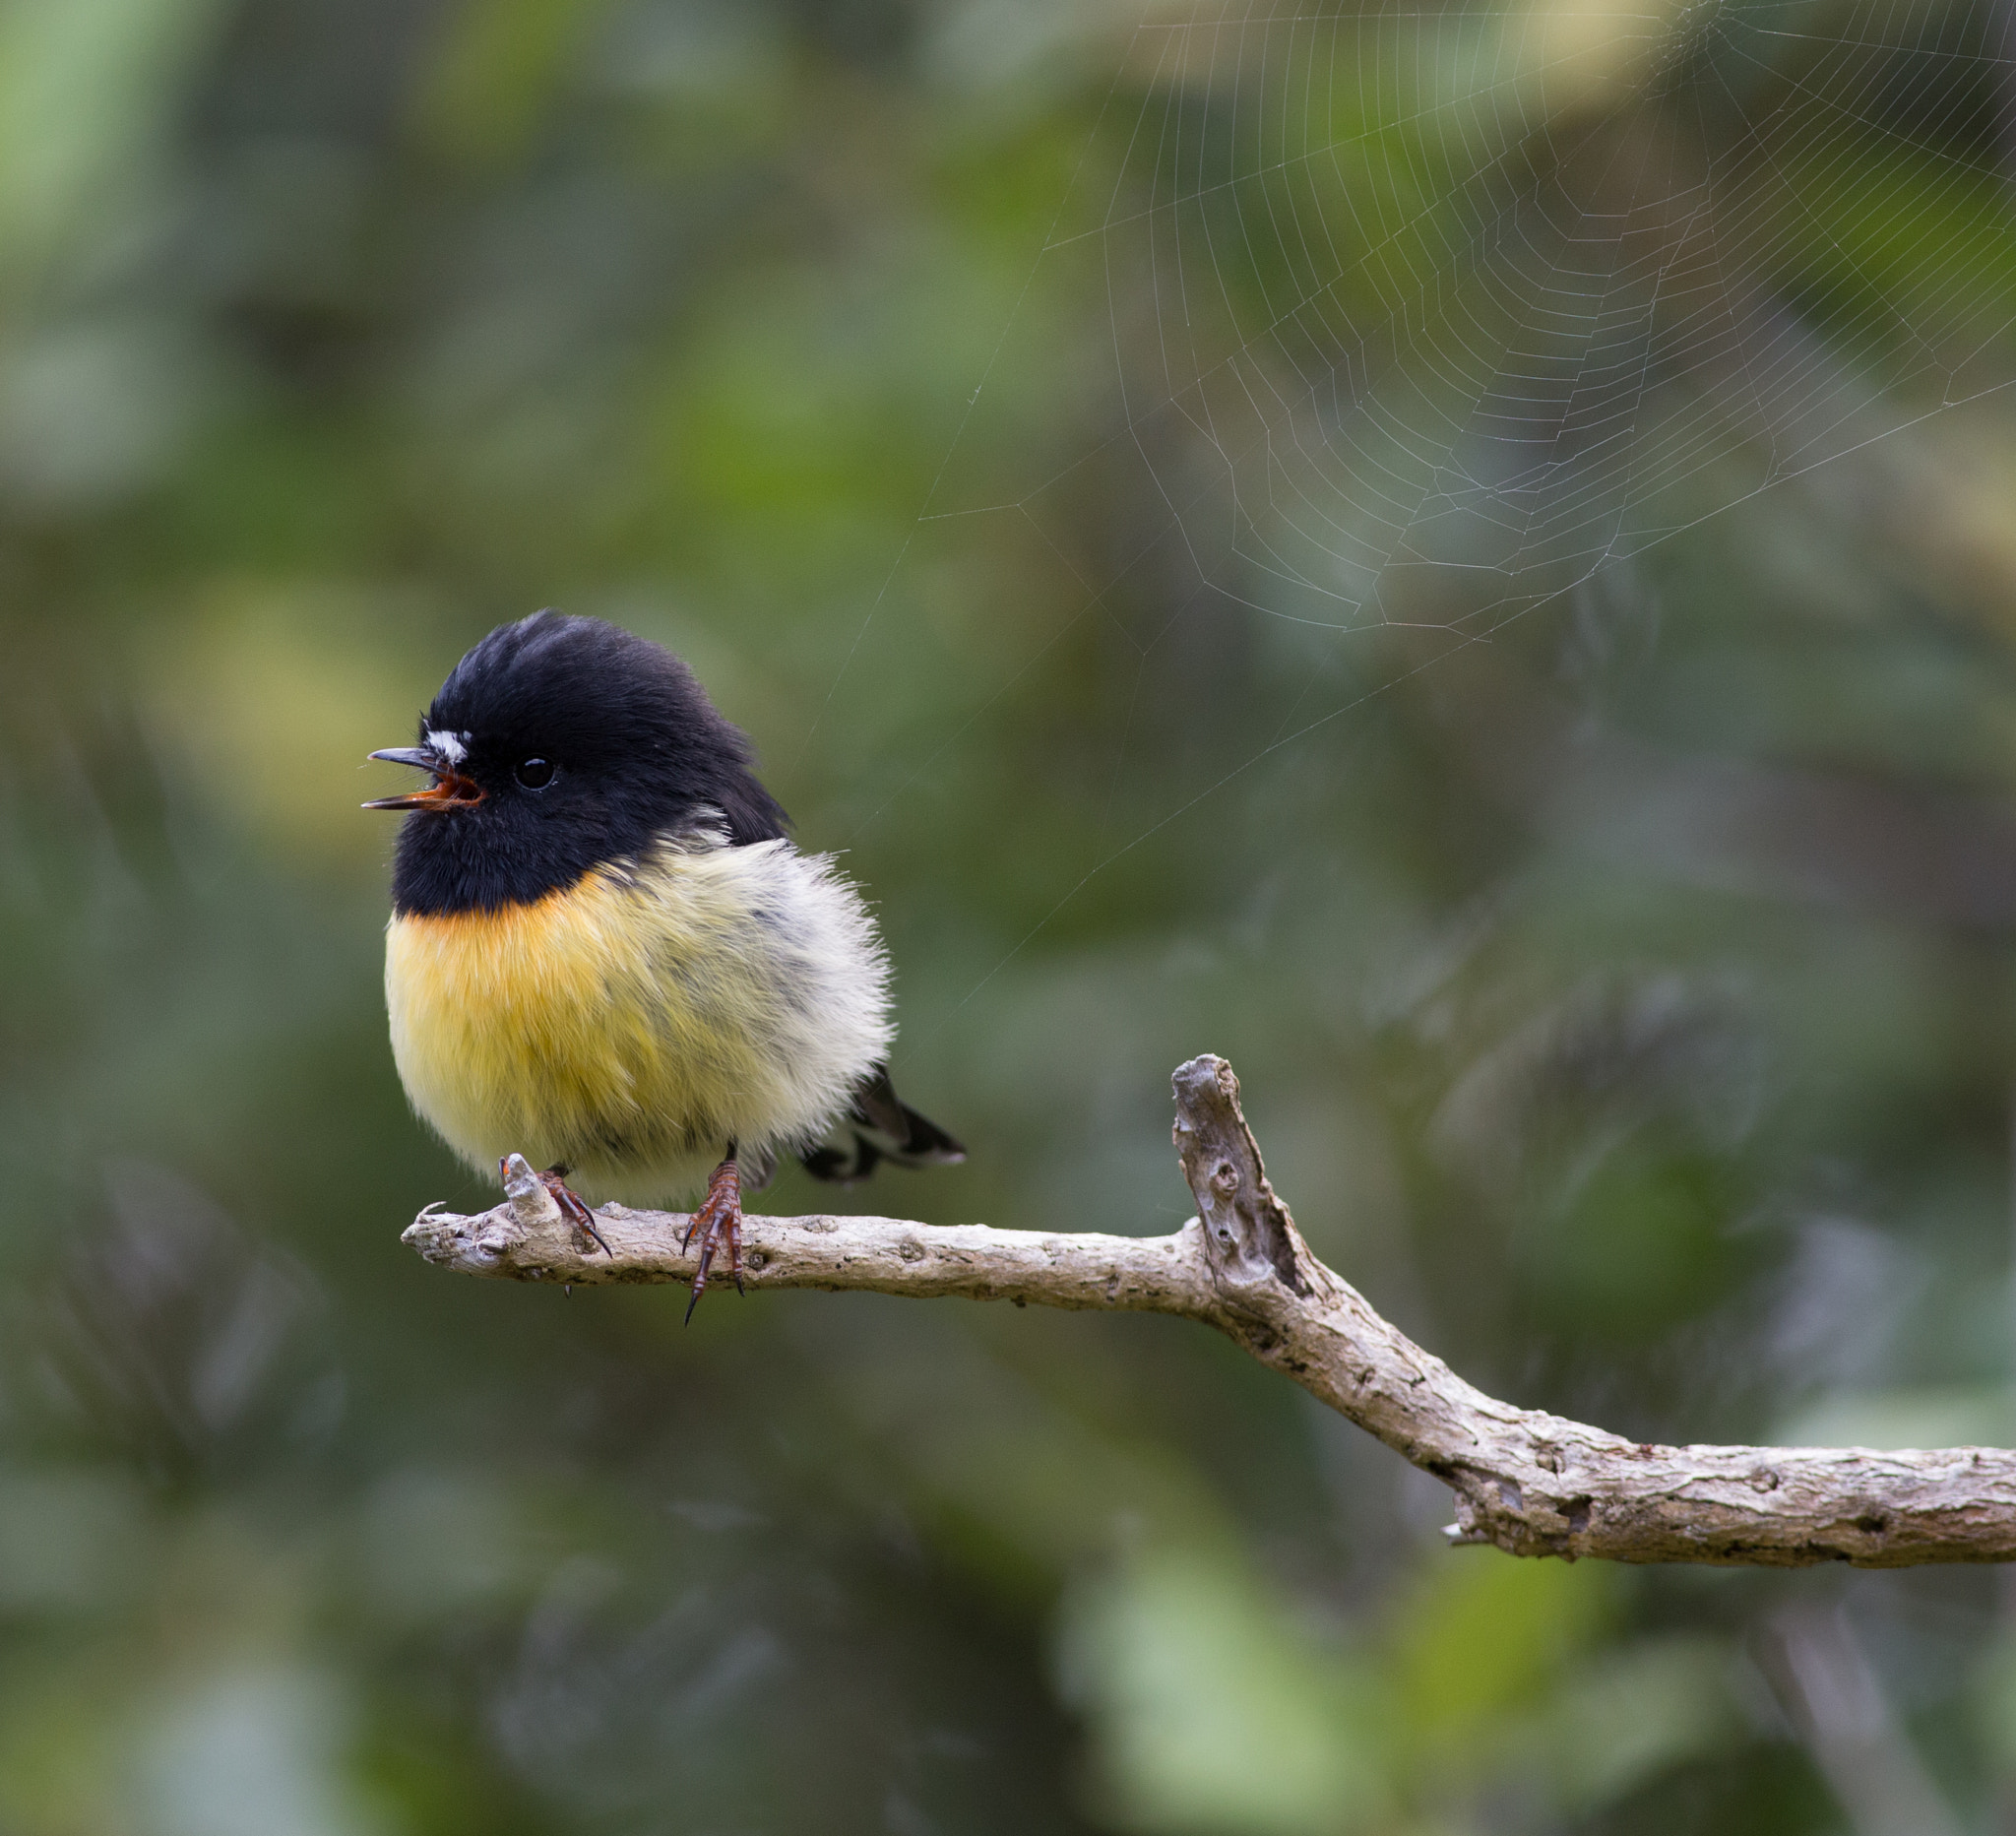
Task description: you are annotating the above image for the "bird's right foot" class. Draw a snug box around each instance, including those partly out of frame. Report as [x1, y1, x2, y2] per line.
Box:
[681, 1154, 743, 1323]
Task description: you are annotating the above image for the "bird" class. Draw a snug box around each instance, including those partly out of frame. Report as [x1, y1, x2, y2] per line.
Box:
[363, 609, 964, 1316]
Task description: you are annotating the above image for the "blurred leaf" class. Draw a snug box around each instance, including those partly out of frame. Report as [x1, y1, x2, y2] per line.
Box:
[131, 1663, 382, 1836]
[0, 314, 216, 510]
[21, 1161, 342, 1487]
[419, 0, 623, 168]
[0, 0, 223, 284]
[1778, 1383, 2016, 1452]
[1536, 1634, 1740, 1813]
[0, 1464, 148, 1614]
[1057, 1546, 1390, 1836]
[139, 578, 443, 870]
[1388, 1555, 1615, 1764]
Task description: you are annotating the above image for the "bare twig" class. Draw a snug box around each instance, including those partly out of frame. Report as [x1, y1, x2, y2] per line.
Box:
[402, 1054, 2016, 1567]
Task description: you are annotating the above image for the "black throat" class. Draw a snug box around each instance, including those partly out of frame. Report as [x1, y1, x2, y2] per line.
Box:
[386, 613, 789, 917]
[387, 778, 787, 916]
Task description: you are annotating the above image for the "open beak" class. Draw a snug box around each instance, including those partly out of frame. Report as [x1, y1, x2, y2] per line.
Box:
[362, 745, 484, 811]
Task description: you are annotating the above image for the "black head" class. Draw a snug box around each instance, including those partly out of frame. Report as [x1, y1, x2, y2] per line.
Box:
[367, 611, 788, 916]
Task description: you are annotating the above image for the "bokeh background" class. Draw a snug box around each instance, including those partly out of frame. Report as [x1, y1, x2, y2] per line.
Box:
[11, 0, 2016, 1829]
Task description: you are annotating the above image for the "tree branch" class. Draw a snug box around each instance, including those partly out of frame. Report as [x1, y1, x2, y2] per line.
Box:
[402, 1054, 2016, 1567]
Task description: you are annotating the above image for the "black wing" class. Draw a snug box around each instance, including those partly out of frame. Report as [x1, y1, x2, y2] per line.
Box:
[800, 1064, 965, 1185]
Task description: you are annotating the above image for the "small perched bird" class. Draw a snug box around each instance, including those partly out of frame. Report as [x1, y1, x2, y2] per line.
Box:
[365, 610, 963, 1314]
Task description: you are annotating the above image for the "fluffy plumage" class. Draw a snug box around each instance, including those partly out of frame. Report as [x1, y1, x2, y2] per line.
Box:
[389, 826, 893, 1199]
[370, 611, 960, 1226]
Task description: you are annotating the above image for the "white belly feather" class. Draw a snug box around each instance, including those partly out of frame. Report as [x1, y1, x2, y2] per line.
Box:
[385, 832, 893, 1201]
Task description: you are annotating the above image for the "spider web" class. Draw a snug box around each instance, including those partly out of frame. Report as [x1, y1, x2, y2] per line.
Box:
[835, 0, 2016, 1001]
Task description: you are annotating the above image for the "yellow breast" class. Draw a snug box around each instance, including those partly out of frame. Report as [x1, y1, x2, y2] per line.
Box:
[385, 839, 890, 1201]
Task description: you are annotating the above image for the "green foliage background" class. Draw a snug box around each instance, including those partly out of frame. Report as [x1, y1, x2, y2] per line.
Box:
[7, 0, 2016, 1829]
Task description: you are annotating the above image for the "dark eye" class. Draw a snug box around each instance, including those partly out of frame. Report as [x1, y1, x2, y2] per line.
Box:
[515, 758, 555, 790]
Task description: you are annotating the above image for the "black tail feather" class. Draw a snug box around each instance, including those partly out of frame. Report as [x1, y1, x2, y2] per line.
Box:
[800, 1064, 965, 1186]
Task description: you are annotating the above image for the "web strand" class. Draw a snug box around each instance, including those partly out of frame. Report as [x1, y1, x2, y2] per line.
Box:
[810, 0, 2016, 1022]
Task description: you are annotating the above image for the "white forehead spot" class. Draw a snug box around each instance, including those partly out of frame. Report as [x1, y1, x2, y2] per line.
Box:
[426, 728, 468, 765]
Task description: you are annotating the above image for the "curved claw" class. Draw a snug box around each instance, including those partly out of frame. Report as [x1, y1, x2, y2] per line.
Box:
[682, 1157, 744, 1323]
[549, 1179, 612, 1257]
[502, 1157, 610, 1255]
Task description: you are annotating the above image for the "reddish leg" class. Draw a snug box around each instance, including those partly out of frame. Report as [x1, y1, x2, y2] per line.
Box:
[681, 1151, 744, 1322]
[502, 1158, 610, 1255]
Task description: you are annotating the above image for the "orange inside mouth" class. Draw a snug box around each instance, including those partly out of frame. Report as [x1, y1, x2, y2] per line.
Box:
[363, 750, 485, 811]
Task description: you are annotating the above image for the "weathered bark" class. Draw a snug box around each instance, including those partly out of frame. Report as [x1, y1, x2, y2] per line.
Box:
[402, 1054, 2016, 1567]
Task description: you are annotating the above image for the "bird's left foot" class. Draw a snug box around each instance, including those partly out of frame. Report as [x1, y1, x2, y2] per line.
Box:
[504, 1158, 610, 1255]
[681, 1155, 743, 1322]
